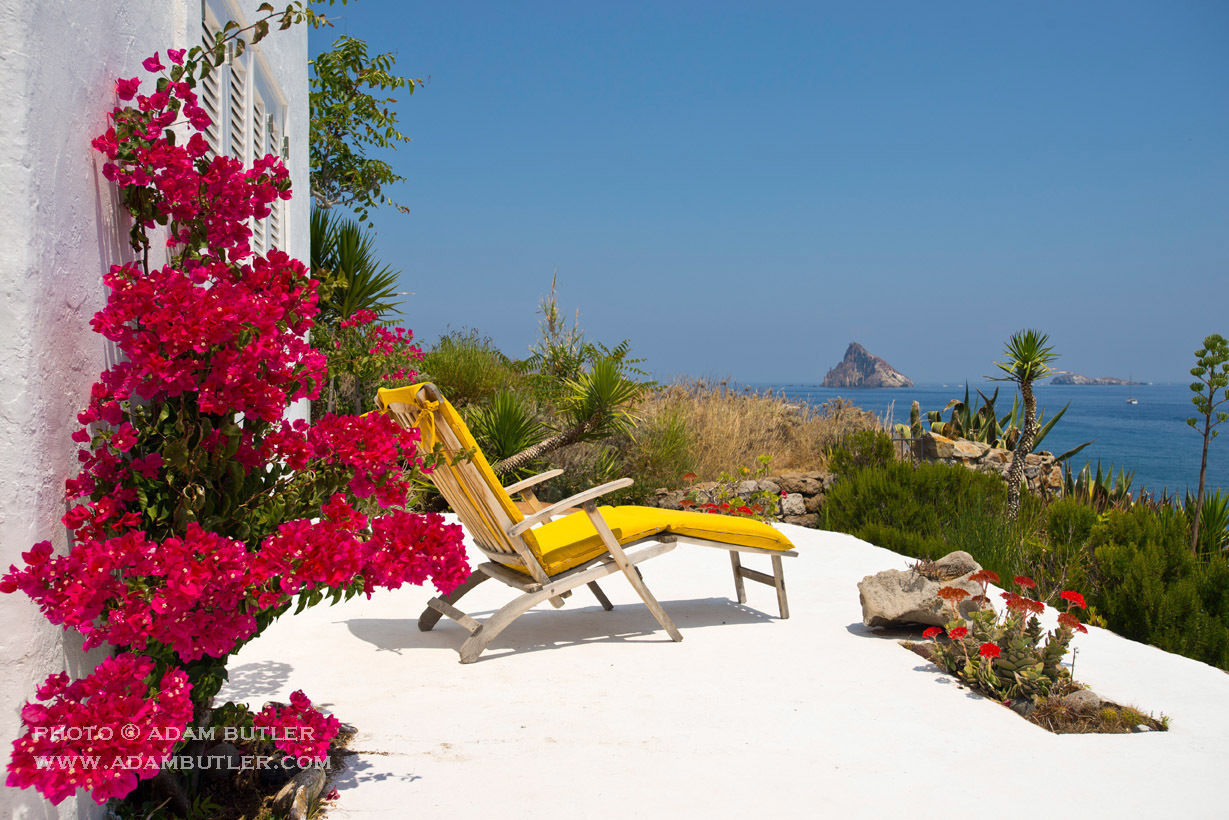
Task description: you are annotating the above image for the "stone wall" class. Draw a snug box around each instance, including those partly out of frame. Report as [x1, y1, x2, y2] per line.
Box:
[919, 433, 1063, 496]
[645, 471, 832, 529]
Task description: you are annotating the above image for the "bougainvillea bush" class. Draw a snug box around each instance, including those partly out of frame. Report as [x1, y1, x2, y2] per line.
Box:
[1, 8, 467, 809]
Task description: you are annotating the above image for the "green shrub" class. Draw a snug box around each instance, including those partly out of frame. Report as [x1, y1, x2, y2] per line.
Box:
[1088, 505, 1229, 668]
[825, 429, 894, 478]
[419, 330, 523, 409]
[824, 460, 1016, 563]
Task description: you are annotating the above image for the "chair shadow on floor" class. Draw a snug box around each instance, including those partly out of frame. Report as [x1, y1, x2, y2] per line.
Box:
[341, 596, 777, 662]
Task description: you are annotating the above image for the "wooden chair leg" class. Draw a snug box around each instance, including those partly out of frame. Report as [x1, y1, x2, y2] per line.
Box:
[419, 570, 489, 632]
[772, 554, 789, 619]
[588, 581, 614, 611]
[729, 551, 747, 604]
[583, 502, 682, 642]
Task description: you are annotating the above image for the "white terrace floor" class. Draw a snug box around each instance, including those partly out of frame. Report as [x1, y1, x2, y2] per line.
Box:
[221, 520, 1229, 819]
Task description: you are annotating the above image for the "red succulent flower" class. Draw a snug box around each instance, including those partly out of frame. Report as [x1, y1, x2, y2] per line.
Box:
[948, 626, 968, 640]
[936, 586, 970, 603]
[969, 569, 1000, 586]
[1060, 590, 1087, 609]
[922, 627, 942, 639]
[979, 642, 1001, 659]
[1057, 611, 1088, 633]
[1013, 576, 1037, 590]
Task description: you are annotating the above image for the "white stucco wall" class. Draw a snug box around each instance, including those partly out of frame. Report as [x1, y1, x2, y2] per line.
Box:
[0, 1, 307, 815]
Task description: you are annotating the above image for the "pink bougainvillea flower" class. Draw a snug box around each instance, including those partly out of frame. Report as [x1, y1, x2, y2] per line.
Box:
[1013, 576, 1037, 590]
[166, 48, 186, 65]
[142, 53, 164, 72]
[922, 627, 942, 639]
[948, 626, 968, 640]
[1060, 590, 1087, 609]
[979, 642, 1001, 659]
[115, 77, 140, 101]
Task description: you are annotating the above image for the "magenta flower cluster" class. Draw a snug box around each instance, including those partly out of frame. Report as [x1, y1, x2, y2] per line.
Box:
[6, 655, 192, 805]
[253, 691, 340, 762]
[2, 44, 469, 806]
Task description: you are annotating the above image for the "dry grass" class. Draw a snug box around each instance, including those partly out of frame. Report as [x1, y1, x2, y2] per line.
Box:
[636, 379, 884, 479]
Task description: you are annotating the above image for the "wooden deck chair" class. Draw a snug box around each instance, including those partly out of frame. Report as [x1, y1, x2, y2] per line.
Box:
[376, 383, 797, 663]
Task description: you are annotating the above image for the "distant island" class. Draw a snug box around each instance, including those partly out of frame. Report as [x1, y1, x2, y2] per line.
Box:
[1050, 373, 1144, 386]
[823, 342, 913, 388]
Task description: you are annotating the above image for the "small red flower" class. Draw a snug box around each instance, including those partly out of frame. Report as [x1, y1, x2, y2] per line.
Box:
[678, 498, 695, 509]
[979, 642, 1001, 659]
[936, 586, 970, 603]
[922, 627, 942, 639]
[1024, 598, 1045, 615]
[682, 472, 697, 483]
[1057, 611, 1088, 633]
[1060, 590, 1087, 609]
[969, 569, 1000, 586]
[948, 626, 968, 640]
[1013, 576, 1037, 590]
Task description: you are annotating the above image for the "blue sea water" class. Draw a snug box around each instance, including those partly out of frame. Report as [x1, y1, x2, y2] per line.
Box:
[755, 381, 1225, 498]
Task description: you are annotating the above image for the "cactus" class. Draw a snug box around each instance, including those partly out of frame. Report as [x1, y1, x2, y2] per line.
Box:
[909, 401, 923, 438]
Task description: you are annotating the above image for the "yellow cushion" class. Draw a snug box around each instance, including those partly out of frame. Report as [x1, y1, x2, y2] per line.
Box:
[524, 505, 795, 576]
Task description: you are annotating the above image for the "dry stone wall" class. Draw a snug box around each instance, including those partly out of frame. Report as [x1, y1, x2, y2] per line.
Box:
[918, 432, 1063, 496]
[645, 471, 831, 529]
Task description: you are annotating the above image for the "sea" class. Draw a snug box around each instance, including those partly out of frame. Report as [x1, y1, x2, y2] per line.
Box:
[754, 381, 1225, 498]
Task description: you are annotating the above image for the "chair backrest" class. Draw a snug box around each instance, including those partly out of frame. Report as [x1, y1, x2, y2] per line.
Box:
[376, 383, 551, 584]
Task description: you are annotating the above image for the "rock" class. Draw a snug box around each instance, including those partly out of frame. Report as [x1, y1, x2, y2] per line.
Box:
[933, 550, 979, 578]
[780, 493, 806, 516]
[1010, 698, 1036, 717]
[804, 492, 825, 514]
[735, 480, 759, 498]
[922, 433, 956, 460]
[858, 552, 985, 628]
[822, 342, 914, 388]
[776, 474, 823, 495]
[952, 439, 988, 459]
[756, 479, 781, 495]
[782, 514, 815, 527]
[1062, 689, 1102, 714]
[1050, 373, 1143, 385]
[273, 766, 327, 820]
[199, 742, 245, 783]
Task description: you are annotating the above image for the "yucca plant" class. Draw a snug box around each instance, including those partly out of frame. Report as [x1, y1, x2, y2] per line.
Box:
[310, 205, 402, 325]
[492, 356, 646, 474]
[994, 330, 1059, 518]
[468, 391, 548, 478]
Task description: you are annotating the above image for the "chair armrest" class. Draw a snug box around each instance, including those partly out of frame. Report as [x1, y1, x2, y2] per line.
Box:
[503, 469, 565, 496]
[508, 478, 633, 536]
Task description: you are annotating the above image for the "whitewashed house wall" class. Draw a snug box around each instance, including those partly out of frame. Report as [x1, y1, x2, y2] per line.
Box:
[0, 1, 308, 815]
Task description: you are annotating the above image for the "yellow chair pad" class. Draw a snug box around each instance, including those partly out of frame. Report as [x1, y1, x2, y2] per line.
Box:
[519, 506, 795, 576]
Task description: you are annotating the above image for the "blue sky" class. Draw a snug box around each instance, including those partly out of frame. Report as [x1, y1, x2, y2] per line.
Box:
[309, 0, 1228, 384]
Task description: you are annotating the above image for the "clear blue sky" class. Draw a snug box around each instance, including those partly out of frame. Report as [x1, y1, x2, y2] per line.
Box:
[309, 0, 1228, 384]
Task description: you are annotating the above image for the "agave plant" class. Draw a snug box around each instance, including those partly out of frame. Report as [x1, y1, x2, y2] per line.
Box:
[1063, 461, 1136, 511]
[924, 383, 1091, 462]
[1185, 489, 1229, 555]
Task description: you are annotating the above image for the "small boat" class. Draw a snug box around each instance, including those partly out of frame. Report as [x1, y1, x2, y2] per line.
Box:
[1127, 397, 1138, 405]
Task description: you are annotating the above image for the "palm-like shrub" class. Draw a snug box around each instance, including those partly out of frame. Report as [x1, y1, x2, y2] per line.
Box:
[994, 329, 1058, 518]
